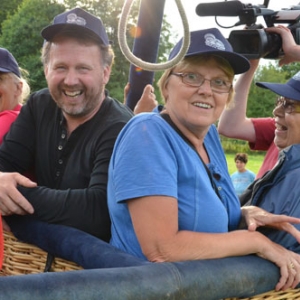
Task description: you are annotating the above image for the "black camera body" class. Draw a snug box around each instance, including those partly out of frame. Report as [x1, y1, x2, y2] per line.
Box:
[196, 1, 300, 59]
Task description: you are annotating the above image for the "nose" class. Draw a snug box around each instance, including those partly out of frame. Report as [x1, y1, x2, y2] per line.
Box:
[197, 79, 213, 95]
[273, 103, 284, 117]
[63, 69, 79, 86]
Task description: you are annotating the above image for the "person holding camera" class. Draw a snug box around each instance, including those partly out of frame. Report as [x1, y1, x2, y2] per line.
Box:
[218, 25, 300, 178]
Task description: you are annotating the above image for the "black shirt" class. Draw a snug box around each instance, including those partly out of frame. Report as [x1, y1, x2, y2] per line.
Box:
[0, 88, 133, 241]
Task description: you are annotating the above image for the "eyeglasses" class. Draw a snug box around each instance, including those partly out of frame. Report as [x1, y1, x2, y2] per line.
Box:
[275, 96, 300, 114]
[171, 72, 232, 93]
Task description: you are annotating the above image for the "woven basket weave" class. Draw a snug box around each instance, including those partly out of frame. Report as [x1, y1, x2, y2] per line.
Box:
[226, 288, 300, 299]
[0, 231, 82, 276]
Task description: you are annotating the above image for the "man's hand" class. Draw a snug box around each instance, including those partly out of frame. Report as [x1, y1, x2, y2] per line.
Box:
[0, 172, 36, 216]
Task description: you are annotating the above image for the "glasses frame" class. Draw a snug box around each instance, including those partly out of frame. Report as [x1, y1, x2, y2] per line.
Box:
[171, 72, 232, 94]
[275, 96, 300, 114]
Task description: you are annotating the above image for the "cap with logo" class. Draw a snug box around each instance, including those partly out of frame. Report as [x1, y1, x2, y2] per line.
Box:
[41, 7, 109, 46]
[0, 48, 21, 78]
[169, 28, 250, 75]
[256, 71, 300, 101]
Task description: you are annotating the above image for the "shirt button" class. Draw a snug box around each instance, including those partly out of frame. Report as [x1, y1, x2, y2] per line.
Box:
[218, 187, 222, 191]
[58, 159, 63, 164]
[61, 133, 66, 139]
[56, 171, 60, 177]
[58, 145, 63, 150]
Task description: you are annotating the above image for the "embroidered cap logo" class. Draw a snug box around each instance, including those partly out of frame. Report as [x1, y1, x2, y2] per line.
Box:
[204, 33, 226, 51]
[66, 13, 87, 27]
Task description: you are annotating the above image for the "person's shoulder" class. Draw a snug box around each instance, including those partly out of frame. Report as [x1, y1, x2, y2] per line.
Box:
[26, 88, 53, 105]
[23, 88, 58, 117]
[127, 112, 162, 125]
[119, 113, 167, 135]
[231, 171, 238, 178]
[103, 96, 133, 118]
[0, 110, 19, 120]
[29, 88, 51, 98]
[246, 169, 256, 176]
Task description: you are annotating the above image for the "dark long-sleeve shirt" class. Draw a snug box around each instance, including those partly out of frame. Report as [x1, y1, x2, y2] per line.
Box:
[0, 88, 133, 241]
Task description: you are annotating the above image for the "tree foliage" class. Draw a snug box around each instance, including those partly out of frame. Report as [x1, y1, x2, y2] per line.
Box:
[0, 0, 23, 34]
[246, 61, 299, 118]
[0, 0, 65, 92]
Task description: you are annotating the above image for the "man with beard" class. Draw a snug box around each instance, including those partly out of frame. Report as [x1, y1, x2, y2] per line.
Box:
[0, 8, 133, 241]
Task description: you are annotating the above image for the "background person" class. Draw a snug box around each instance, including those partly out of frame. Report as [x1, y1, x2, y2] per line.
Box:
[0, 7, 133, 241]
[0, 47, 30, 145]
[231, 153, 255, 196]
[0, 47, 30, 269]
[108, 28, 300, 291]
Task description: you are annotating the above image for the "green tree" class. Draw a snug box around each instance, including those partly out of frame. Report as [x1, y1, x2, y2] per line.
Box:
[247, 62, 289, 118]
[0, 0, 65, 92]
[0, 0, 23, 34]
[281, 62, 300, 79]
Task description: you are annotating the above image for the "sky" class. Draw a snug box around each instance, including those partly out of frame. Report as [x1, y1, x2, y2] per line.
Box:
[164, 0, 300, 39]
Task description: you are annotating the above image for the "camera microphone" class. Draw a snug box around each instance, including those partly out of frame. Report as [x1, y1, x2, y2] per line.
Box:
[195, 1, 244, 17]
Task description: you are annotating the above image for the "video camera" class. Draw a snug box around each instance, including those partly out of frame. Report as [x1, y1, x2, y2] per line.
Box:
[196, 0, 300, 59]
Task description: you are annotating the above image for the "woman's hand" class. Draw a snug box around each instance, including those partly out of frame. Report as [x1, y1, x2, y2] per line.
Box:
[241, 206, 300, 243]
[258, 239, 300, 291]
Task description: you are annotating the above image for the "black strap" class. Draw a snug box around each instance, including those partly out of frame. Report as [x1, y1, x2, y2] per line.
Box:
[160, 113, 221, 199]
[44, 253, 55, 272]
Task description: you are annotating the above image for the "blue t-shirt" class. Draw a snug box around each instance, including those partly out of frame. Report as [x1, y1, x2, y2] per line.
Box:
[108, 113, 241, 260]
[231, 170, 256, 196]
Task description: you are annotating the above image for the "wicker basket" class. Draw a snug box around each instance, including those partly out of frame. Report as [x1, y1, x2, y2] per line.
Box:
[226, 288, 300, 299]
[1, 231, 300, 299]
[0, 231, 82, 276]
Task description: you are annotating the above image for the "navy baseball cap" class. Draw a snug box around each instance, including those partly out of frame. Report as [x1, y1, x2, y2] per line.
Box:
[256, 71, 300, 101]
[41, 7, 109, 46]
[0, 48, 21, 78]
[169, 28, 250, 75]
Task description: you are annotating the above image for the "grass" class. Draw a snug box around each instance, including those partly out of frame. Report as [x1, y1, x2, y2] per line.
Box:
[225, 152, 265, 176]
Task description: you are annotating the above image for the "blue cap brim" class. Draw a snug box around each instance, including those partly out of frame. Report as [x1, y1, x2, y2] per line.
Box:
[256, 81, 300, 101]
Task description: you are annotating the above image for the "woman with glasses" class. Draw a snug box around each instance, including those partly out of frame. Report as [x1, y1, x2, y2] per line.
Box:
[108, 28, 300, 291]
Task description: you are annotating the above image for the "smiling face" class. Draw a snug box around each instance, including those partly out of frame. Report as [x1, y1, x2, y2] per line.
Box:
[162, 56, 233, 140]
[44, 36, 110, 123]
[273, 100, 300, 149]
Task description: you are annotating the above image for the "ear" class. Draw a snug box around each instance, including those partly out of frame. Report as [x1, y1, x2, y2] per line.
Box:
[15, 81, 23, 98]
[162, 83, 169, 103]
[102, 65, 111, 85]
[44, 65, 49, 77]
